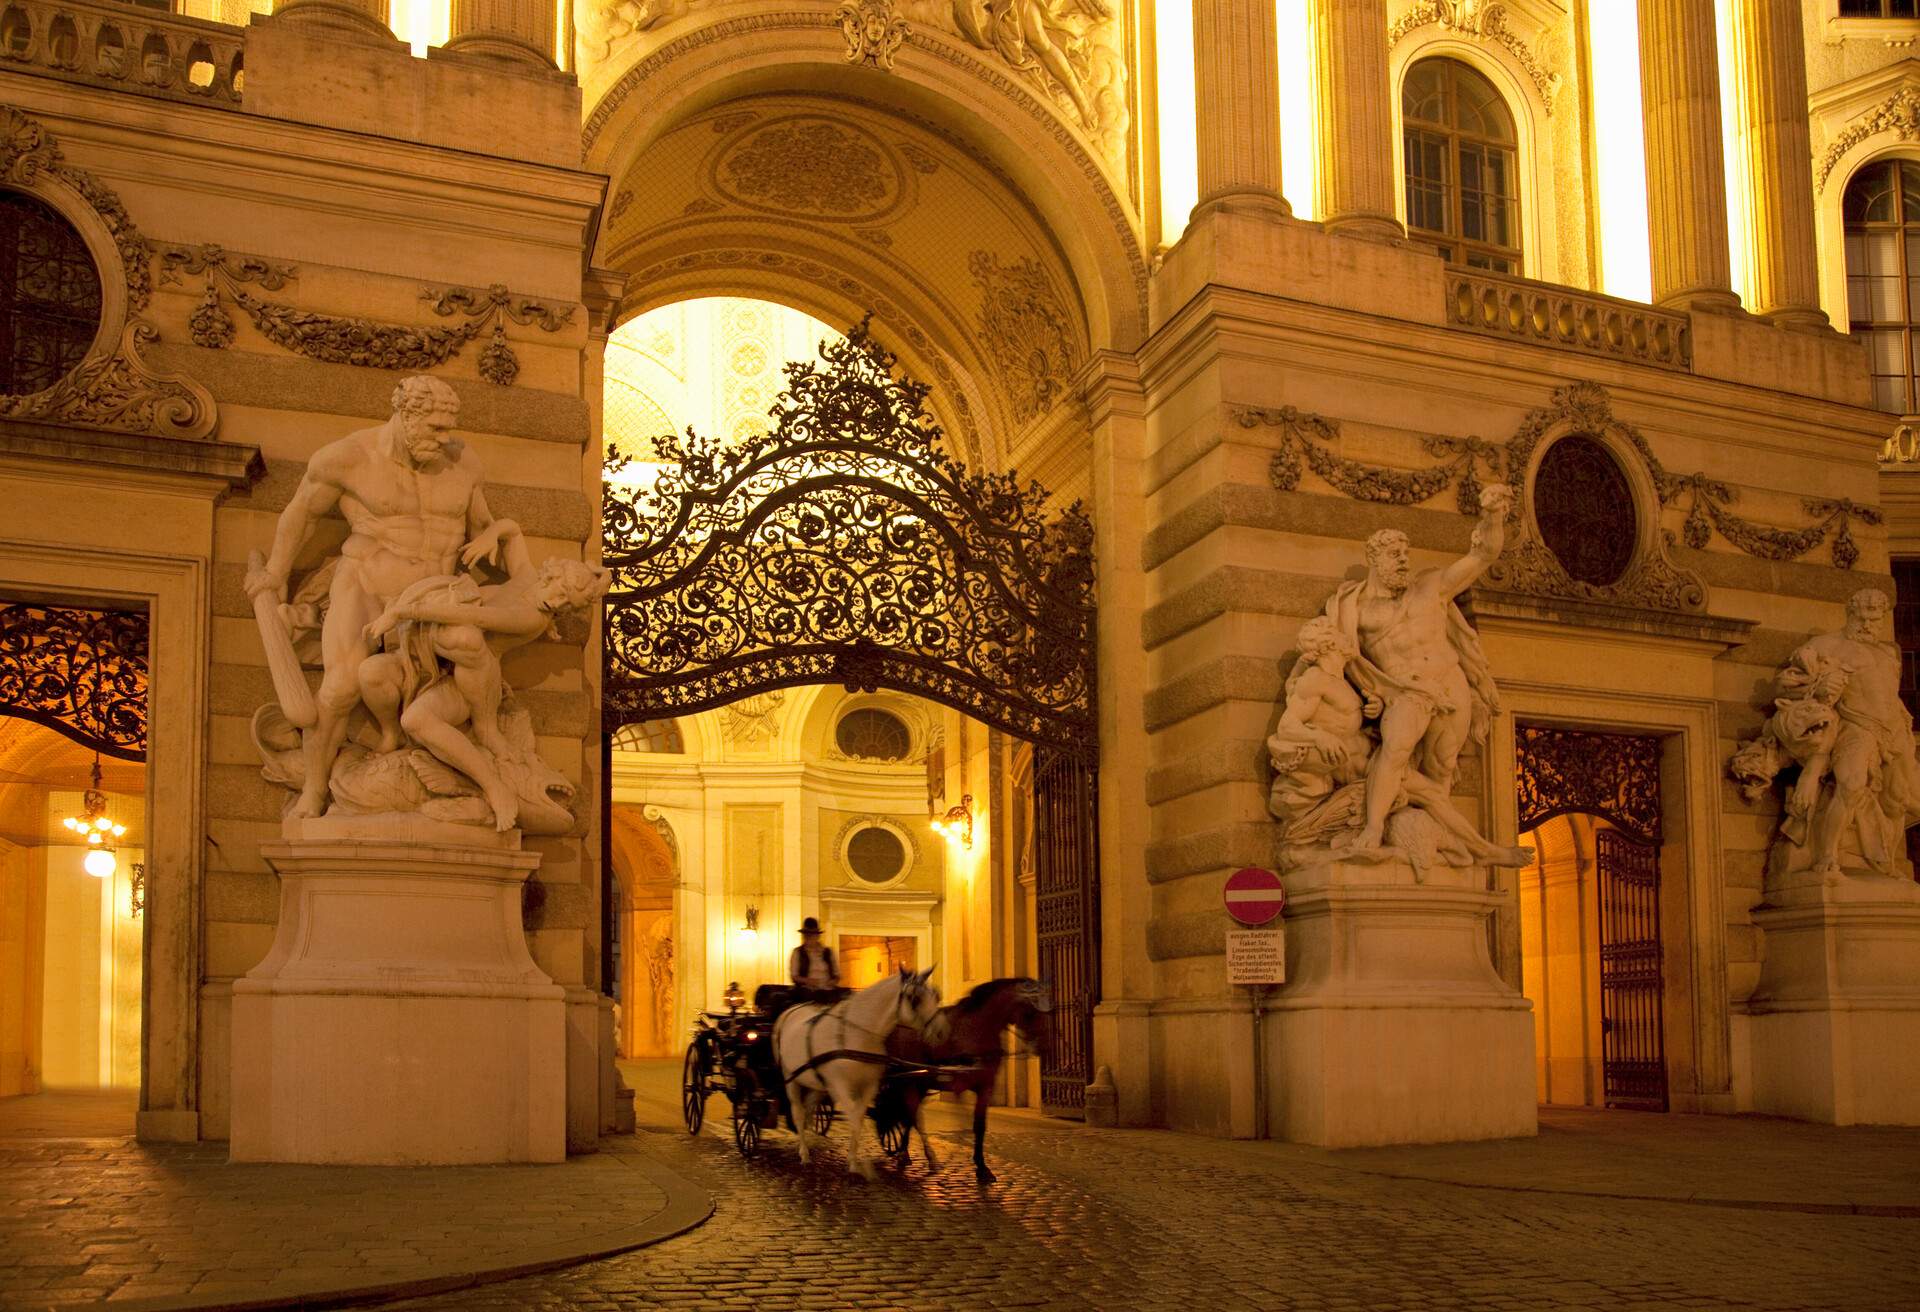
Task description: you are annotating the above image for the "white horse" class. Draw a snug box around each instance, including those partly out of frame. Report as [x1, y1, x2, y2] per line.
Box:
[774, 966, 945, 1180]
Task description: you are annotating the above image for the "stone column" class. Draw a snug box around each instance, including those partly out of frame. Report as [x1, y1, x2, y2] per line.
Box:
[1637, 0, 1740, 312]
[1729, 0, 1828, 329]
[1192, 0, 1293, 220]
[445, 0, 558, 66]
[270, 0, 393, 42]
[1313, 0, 1402, 240]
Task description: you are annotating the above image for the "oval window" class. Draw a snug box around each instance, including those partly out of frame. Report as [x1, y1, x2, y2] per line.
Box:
[1532, 435, 1636, 587]
[835, 707, 912, 760]
[846, 825, 909, 884]
[0, 191, 102, 396]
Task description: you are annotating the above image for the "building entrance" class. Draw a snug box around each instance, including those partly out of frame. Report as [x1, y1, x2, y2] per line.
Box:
[600, 319, 1100, 1113]
[1515, 725, 1669, 1112]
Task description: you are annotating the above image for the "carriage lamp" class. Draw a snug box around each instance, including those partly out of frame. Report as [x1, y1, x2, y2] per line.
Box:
[723, 981, 746, 1012]
[737, 905, 759, 945]
[63, 756, 126, 879]
[931, 795, 974, 851]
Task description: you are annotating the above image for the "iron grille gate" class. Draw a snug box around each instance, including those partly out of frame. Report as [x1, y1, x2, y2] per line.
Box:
[1595, 828, 1667, 1111]
[600, 320, 1100, 1112]
[1034, 748, 1098, 1115]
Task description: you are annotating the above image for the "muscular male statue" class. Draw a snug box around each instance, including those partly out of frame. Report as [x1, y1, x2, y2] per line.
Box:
[1788, 588, 1920, 876]
[1318, 484, 1511, 851]
[246, 376, 495, 819]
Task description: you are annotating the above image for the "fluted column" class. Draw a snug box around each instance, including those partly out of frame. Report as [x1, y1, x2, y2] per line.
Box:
[1637, 0, 1740, 311]
[1313, 0, 1402, 240]
[445, 0, 558, 66]
[1192, 0, 1293, 220]
[1729, 0, 1828, 329]
[270, 0, 392, 42]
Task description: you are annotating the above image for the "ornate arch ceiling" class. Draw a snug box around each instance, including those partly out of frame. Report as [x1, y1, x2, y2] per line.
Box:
[601, 93, 1095, 471]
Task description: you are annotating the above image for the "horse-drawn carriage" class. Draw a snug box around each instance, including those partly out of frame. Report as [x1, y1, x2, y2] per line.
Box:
[680, 971, 1050, 1181]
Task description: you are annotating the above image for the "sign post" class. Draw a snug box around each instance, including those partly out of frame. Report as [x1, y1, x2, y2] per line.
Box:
[1223, 868, 1286, 1139]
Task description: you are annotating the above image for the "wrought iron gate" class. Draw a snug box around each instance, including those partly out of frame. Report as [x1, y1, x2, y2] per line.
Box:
[1034, 747, 1098, 1114]
[1595, 828, 1667, 1112]
[600, 320, 1100, 1109]
[0, 602, 148, 758]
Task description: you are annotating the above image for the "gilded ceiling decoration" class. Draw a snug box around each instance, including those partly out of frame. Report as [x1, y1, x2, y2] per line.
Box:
[712, 116, 907, 220]
[970, 249, 1076, 424]
[1238, 381, 1878, 614]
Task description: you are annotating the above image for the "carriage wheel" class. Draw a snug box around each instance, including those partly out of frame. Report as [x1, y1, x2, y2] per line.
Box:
[877, 1117, 909, 1158]
[732, 1093, 761, 1157]
[812, 1096, 836, 1137]
[681, 1043, 707, 1134]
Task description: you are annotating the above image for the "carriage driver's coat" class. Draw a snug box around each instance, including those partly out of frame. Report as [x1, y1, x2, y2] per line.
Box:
[774, 968, 942, 1179]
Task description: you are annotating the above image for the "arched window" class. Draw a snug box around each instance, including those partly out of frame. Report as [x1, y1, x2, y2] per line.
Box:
[1843, 159, 1920, 414]
[1402, 57, 1522, 273]
[0, 191, 101, 396]
[610, 719, 684, 753]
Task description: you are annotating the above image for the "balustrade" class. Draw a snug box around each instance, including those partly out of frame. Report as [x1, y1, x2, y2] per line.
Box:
[0, 0, 244, 105]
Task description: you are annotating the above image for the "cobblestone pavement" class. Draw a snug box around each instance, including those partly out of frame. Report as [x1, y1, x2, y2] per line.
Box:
[0, 1134, 698, 1310]
[380, 1084, 1920, 1312]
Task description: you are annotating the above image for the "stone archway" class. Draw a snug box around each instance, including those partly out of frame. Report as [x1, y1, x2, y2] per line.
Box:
[609, 807, 677, 1059]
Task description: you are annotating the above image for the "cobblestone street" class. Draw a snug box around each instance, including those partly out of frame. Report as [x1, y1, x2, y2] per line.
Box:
[378, 1065, 1920, 1312]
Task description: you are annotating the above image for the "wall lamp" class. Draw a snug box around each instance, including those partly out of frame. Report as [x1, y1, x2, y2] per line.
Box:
[736, 904, 759, 946]
[931, 795, 974, 851]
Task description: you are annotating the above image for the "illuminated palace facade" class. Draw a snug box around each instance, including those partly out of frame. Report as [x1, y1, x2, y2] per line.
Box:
[2, 0, 1919, 1153]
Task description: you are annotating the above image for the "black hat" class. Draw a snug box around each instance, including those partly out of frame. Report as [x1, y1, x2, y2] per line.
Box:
[799, 917, 823, 935]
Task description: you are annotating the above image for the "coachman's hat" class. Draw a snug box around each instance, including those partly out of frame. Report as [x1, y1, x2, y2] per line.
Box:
[799, 917, 823, 935]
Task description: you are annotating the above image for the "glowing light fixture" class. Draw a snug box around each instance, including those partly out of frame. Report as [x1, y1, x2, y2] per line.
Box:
[737, 905, 760, 945]
[1156, 0, 1200, 248]
[62, 756, 125, 879]
[1587, 0, 1653, 302]
[724, 981, 746, 1012]
[931, 795, 974, 851]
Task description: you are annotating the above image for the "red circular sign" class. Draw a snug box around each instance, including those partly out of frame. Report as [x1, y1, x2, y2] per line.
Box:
[1223, 866, 1286, 926]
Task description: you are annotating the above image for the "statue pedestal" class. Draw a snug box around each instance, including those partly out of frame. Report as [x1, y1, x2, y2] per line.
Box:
[1266, 856, 1536, 1147]
[1749, 871, 1920, 1126]
[229, 822, 566, 1164]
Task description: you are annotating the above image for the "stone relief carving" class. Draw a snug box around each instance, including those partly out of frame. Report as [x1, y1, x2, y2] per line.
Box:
[720, 690, 787, 748]
[1268, 486, 1532, 876]
[0, 106, 215, 440]
[156, 243, 574, 387]
[938, 0, 1129, 160]
[1237, 382, 1882, 591]
[246, 376, 610, 834]
[969, 250, 1076, 424]
[841, 0, 909, 68]
[712, 117, 904, 219]
[1731, 589, 1920, 883]
[1390, 0, 1562, 113]
[1816, 86, 1920, 193]
[576, 0, 682, 69]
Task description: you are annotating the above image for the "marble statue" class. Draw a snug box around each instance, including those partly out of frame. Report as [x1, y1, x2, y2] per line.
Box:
[1269, 485, 1530, 873]
[1730, 588, 1920, 879]
[246, 377, 607, 835]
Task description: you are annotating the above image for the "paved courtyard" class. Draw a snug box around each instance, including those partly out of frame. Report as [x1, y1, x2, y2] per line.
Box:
[377, 1062, 1920, 1312]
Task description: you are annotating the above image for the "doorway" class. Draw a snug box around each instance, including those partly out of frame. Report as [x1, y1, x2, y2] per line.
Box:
[1515, 724, 1669, 1112]
[839, 934, 917, 988]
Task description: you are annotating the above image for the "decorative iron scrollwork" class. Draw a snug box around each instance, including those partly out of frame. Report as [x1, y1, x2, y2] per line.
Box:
[1515, 724, 1661, 844]
[602, 319, 1096, 758]
[0, 603, 148, 759]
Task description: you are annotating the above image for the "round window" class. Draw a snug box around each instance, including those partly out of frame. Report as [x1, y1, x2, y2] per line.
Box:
[835, 707, 912, 760]
[1532, 435, 1636, 587]
[846, 825, 909, 884]
[0, 192, 102, 396]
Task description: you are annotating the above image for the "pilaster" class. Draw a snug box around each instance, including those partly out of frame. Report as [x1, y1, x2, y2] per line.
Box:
[1637, 0, 1740, 312]
[1729, 0, 1828, 330]
[446, 0, 559, 66]
[1192, 0, 1293, 221]
[1313, 0, 1402, 240]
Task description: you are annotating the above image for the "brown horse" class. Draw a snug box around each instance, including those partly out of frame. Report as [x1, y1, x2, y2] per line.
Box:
[886, 976, 1050, 1183]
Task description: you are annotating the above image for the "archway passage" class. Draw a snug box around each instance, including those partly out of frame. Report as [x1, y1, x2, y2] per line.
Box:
[602, 320, 1101, 1112]
[1515, 725, 1668, 1113]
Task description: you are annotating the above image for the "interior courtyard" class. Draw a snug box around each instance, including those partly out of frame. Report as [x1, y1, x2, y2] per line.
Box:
[2, 0, 1920, 1307]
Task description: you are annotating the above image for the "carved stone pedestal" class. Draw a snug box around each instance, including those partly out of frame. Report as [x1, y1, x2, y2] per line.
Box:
[1749, 872, 1920, 1126]
[230, 821, 566, 1164]
[1265, 857, 1536, 1147]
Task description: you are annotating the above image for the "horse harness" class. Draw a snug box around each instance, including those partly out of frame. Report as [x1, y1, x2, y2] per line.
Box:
[781, 997, 897, 1090]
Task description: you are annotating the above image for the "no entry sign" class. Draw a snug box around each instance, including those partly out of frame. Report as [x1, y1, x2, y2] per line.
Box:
[1223, 867, 1286, 926]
